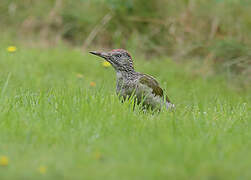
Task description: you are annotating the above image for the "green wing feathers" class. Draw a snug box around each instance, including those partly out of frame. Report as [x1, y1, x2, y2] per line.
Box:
[139, 74, 171, 102]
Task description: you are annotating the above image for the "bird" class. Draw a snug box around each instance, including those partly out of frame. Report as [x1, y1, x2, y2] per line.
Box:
[89, 49, 174, 110]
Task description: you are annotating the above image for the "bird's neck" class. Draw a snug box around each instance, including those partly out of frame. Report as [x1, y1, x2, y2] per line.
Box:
[116, 69, 137, 81]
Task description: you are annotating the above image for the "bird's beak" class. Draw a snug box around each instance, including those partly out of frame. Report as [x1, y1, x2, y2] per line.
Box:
[89, 51, 109, 59]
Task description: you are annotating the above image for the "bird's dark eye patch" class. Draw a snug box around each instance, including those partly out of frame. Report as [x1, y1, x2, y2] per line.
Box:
[115, 54, 122, 58]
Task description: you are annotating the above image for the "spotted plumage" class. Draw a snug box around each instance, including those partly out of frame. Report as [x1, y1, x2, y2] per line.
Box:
[90, 49, 174, 110]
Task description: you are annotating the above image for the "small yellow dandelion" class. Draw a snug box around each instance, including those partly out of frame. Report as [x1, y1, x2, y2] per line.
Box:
[76, 73, 84, 78]
[0, 156, 9, 166]
[102, 61, 111, 68]
[90, 82, 96, 87]
[7, 46, 17, 53]
[38, 166, 47, 174]
[93, 151, 102, 160]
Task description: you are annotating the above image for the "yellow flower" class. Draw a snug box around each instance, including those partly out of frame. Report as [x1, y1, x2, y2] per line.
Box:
[76, 73, 84, 78]
[90, 82, 96, 87]
[38, 166, 47, 174]
[93, 151, 102, 160]
[102, 61, 111, 68]
[7, 46, 17, 53]
[0, 156, 9, 166]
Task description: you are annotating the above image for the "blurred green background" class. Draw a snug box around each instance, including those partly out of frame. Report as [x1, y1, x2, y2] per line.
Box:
[0, 1, 251, 179]
[1, 0, 250, 85]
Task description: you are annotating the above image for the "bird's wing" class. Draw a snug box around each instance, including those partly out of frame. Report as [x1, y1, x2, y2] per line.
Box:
[139, 74, 171, 102]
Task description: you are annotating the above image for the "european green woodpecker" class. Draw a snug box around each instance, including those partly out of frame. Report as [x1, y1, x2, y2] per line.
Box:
[90, 49, 174, 110]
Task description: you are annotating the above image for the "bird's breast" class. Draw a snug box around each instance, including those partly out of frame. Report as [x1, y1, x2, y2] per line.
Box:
[116, 79, 136, 98]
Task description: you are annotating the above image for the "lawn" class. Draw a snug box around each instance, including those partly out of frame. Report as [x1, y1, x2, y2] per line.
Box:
[0, 44, 250, 179]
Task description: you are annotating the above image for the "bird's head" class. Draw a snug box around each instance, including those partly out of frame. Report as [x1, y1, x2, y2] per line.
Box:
[90, 49, 134, 72]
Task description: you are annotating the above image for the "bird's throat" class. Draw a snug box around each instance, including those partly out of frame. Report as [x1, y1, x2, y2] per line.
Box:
[116, 70, 136, 81]
[116, 72, 123, 80]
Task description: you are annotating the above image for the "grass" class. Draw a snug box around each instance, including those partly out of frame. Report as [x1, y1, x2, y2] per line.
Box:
[0, 44, 250, 179]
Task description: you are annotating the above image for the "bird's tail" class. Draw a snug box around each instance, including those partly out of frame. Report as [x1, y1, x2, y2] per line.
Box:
[166, 102, 175, 110]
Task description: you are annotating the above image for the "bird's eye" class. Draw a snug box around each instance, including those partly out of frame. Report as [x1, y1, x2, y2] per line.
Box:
[116, 54, 121, 58]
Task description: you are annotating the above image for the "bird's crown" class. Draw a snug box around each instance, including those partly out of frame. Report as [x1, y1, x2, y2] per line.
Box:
[110, 49, 132, 60]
